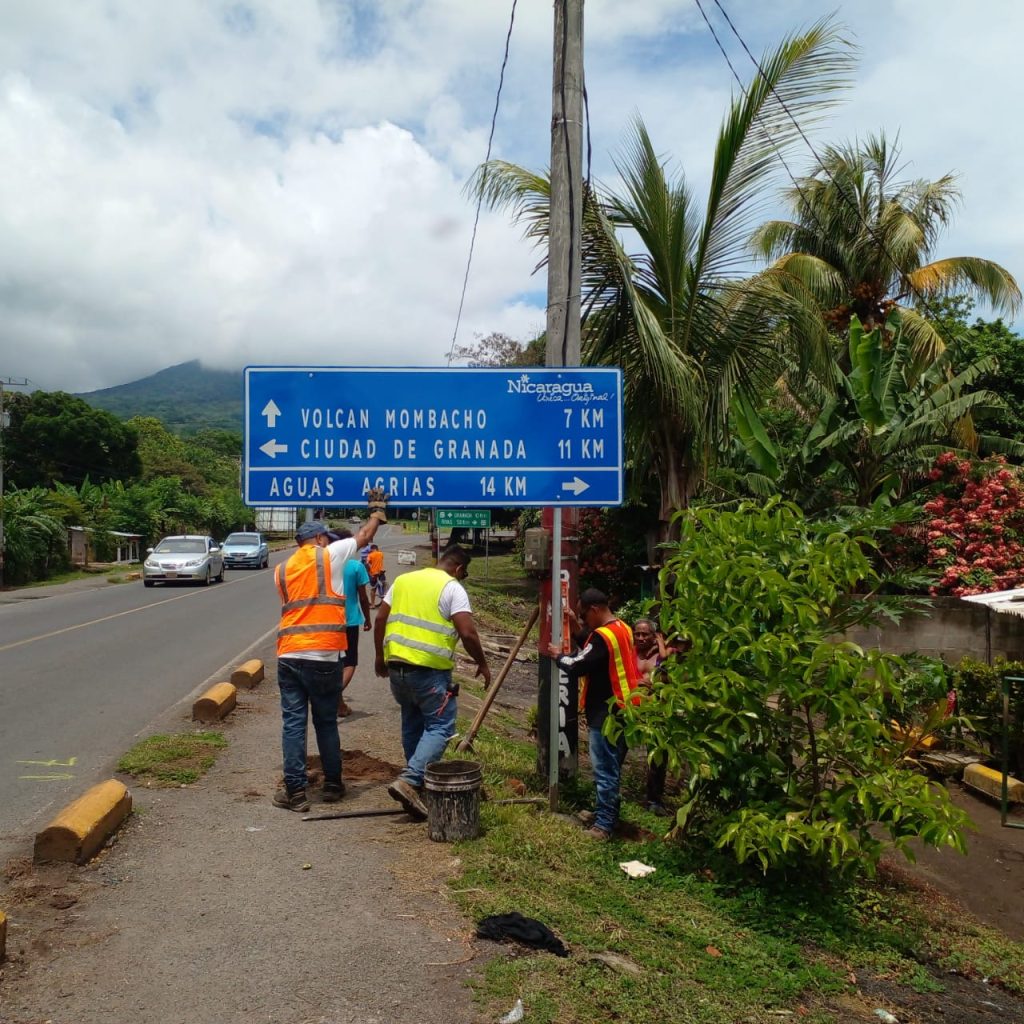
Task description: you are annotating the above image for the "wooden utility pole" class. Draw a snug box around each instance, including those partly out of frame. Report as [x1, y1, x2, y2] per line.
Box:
[538, 0, 584, 810]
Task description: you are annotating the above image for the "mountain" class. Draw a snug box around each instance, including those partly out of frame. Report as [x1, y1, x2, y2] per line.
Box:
[76, 360, 242, 434]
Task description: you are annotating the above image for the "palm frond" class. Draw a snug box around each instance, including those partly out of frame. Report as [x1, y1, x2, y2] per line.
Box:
[905, 257, 1022, 315]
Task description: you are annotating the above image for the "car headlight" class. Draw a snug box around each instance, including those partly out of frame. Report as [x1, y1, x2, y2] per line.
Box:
[144, 558, 159, 568]
[183, 558, 204, 567]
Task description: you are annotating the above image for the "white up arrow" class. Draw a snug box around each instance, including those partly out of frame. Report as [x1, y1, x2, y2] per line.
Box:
[260, 439, 288, 458]
[261, 399, 281, 428]
[561, 476, 590, 495]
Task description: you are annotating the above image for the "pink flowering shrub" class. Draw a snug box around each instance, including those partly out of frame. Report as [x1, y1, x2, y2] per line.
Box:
[892, 452, 1024, 596]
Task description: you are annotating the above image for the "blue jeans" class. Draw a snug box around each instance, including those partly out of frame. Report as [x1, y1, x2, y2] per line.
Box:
[388, 664, 457, 787]
[278, 657, 343, 792]
[589, 724, 627, 834]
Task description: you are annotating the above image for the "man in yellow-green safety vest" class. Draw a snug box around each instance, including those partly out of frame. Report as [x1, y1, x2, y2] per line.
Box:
[374, 544, 491, 819]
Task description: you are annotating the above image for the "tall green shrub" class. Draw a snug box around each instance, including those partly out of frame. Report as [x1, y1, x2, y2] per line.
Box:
[952, 657, 1024, 776]
[622, 499, 968, 876]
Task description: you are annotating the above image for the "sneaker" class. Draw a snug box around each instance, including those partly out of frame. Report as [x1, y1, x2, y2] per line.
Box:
[337, 701, 353, 719]
[322, 780, 346, 803]
[584, 825, 611, 841]
[387, 778, 428, 821]
[273, 787, 310, 812]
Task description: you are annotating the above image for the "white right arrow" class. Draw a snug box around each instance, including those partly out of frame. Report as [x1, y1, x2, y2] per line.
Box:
[260, 439, 289, 458]
[261, 399, 282, 428]
[561, 476, 590, 495]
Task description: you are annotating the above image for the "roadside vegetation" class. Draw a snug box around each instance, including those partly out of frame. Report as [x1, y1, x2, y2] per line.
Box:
[451, 722, 1024, 1024]
[117, 732, 228, 787]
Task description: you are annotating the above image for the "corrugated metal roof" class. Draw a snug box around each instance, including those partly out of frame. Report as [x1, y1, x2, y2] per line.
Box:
[961, 587, 1024, 619]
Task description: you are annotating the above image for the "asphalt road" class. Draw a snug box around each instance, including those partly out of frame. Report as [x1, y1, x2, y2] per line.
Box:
[0, 563, 280, 856]
[0, 524, 407, 860]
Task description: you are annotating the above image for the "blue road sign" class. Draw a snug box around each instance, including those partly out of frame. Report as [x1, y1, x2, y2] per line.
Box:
[244, 366, 623, 507]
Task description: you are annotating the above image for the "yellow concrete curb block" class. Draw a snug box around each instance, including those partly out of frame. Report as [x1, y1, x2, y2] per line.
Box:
[1, 908, 7, 961]
[192, 681, 238, 723]
[230, 658, 265, 689]
[33, 779, 132, 864]
[963, 763, 1024, 803]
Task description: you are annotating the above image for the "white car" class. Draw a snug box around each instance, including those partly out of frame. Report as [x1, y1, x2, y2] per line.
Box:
[221, 531, 270, 569]
[143, 535, 224, 587]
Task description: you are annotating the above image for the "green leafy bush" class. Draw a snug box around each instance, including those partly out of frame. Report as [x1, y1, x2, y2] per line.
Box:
[952, 657, 1024, 775]
[621, 499, 968, 877]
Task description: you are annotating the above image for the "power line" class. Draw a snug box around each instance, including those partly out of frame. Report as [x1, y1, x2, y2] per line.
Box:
[445, 0, 519, 367]
[704, 0, 943, 319]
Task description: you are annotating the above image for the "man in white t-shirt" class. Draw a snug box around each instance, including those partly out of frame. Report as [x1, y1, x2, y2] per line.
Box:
[374, 545, 490, 819]
[272, 494, 386, 812]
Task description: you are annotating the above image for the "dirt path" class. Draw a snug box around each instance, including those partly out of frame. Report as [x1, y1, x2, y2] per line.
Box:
[0, 631, 484, 1023]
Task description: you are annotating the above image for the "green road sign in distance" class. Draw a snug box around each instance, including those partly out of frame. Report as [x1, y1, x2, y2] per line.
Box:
[436, 509, 491, 528]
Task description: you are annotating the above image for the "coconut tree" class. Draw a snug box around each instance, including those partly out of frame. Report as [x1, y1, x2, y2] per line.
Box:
[752, 133, 1021, 368]
[471, 18, 853, 544]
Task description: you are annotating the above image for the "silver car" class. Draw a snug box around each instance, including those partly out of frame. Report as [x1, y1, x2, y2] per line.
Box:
[143, 535, 224, 587]
[221, 531, 270, 570]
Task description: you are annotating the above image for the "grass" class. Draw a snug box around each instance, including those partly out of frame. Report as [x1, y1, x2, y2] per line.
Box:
[441, 719, 1024, 1023]
[463, 552, 539, 638]
[22, 566, 138, 588]
[117, 731, 228, 786]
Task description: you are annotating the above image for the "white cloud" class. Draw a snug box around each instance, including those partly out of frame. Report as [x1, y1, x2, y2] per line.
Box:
[0, 1, 1019, 394]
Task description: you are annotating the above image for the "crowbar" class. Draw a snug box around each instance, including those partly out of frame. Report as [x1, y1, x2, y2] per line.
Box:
[302, 808, 408, 822]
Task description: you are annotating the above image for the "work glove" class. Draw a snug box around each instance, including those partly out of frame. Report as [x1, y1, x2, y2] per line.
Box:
[367, 487, 389, 523]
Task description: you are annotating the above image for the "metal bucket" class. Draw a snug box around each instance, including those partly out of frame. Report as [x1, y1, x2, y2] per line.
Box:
[423, 760, 483, 842]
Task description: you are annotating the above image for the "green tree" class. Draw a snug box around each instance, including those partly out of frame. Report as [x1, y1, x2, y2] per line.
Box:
[753, 133, 1021, 367]
[453, 331, 545, 367]
[625, 500, 968, 876]
[4, 391, 141, 490]
[1, 487, 68, 584]
[473, 18, 853, 543]
[733, 315, 1022, 507]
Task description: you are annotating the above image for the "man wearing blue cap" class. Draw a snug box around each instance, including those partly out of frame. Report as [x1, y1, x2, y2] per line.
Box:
[272, 489, 388, 811]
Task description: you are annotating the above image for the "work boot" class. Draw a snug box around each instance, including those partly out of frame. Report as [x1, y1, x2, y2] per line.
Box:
[322, 780, 346, 803]
[584, 825, 611, 841]
[273, 787, 310, 812]
[387, 778, 428, 821]
[337, 701, 353, 719]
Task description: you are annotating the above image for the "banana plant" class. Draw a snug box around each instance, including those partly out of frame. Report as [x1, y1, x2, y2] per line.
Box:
[732, 314, 1023, 506]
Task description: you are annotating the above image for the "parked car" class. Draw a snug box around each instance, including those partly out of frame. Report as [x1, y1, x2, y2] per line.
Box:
[143, 535, 224, 587]
[221, 531, 270, 570]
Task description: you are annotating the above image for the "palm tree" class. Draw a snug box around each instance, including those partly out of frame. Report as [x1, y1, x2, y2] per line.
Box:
[752, 133, 1021, 367]
[472, 18, 853, 544]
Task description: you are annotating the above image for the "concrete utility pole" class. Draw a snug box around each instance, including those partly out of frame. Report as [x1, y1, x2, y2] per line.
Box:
[0, 376, 30, 589]
[537, 0, 584, 810]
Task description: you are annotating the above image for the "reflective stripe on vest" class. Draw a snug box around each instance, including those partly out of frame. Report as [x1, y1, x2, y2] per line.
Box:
[578, 618, 642, 711]
[275, 545, 347, 655]
[383, 567, 457, 669]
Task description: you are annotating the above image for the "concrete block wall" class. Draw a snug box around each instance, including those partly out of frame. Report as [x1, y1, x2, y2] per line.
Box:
[847, 597, 1024, 664]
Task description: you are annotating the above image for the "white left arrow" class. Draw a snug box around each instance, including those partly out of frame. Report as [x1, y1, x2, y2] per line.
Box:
[262, 399, 282, 428]
[260, 439, 288, 458]
[561, 476, 590, 495]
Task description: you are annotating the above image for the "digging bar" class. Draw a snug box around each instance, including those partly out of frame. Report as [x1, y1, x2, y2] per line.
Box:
[302, 808, 407, 822]
[457, 602, 539, 754]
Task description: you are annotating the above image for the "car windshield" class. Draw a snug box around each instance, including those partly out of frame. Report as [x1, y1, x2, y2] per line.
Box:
[225, 534, 259, 545]
[154, 539, 207, 554]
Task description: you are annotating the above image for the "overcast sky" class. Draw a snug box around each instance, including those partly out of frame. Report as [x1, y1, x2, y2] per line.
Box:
[1, 0, 1020, 393]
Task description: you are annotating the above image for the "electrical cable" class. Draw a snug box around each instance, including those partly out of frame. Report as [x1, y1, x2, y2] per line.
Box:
[445, 0, 519, 367]
[691, 0, 840, 294]
[705, 0, 944, 319]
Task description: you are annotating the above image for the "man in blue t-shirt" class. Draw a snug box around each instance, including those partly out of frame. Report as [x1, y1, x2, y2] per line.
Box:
[329, 529, 372, 717]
